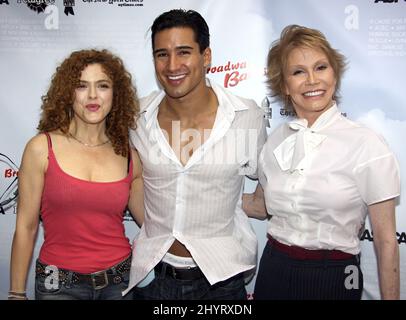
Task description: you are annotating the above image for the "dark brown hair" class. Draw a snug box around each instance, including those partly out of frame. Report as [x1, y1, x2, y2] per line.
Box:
[151, 9, 210, 53]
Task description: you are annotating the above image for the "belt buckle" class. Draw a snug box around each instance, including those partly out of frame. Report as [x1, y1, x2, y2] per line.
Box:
[90, 270, 109, 290]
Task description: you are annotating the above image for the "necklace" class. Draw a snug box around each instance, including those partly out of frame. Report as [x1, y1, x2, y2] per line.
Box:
[68, 133, 110, 148]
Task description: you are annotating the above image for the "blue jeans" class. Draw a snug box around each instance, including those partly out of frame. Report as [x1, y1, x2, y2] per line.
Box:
[35, 259, 133, 300]
[133, 262, 247, 300]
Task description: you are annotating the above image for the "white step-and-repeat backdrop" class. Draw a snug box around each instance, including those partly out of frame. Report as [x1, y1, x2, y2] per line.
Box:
[0, 0, 405, 300]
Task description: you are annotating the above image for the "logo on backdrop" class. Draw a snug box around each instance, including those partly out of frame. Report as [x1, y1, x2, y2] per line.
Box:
[0, 0, 10, 6]
[261, 96, 272, 128]
[279, 108, 296, 117]
[0, 153, 19, 215]
[374, 0, 406, 3]
[360, 228, 406, 245]
[16, 0, 75, 17]
[278, 107, 346, 118]
[63, 0, 74, 16]
[106, 0, 144, 7]
[17, 0, 54, 13]
[207, 60, 248, 88]
[79, 0, 144, 8]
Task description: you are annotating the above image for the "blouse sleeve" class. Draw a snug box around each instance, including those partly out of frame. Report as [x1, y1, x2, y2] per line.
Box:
[353, 131, 400, 205]
[246, 108, 268, 180]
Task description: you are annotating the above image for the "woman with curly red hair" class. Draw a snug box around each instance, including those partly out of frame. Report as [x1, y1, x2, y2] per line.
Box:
[9, 49, 144, 300]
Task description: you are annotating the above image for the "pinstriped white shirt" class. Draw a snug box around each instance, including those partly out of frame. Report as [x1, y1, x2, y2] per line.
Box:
[125, 79, 267, 292]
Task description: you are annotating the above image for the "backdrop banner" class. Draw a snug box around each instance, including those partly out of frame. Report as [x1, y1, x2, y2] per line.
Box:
[0, 0, 405, 300]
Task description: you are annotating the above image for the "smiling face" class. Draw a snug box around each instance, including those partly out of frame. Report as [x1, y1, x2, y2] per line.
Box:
[284, 46, 337, 124]
[153, 27, 211, 101]
[72, 63, 113, 125]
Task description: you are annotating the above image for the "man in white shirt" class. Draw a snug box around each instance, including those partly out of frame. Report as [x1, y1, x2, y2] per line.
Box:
[124, 9, 267, 299]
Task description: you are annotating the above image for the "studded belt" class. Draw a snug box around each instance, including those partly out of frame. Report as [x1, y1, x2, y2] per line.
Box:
[35, 255, 132, 290]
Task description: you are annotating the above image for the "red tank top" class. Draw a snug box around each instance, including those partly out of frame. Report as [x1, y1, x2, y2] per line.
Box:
[39, 133, 132, 273]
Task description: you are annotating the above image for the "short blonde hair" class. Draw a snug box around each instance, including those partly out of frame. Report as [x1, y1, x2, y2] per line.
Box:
[267, 25, 347, 112]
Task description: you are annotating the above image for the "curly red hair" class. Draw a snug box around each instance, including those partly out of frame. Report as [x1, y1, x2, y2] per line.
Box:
[37, 49, 139, 157]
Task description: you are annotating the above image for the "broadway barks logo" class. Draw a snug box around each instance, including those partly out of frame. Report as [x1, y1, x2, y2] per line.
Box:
[0, 153, 19, 214]
[206, 60, 249, 88]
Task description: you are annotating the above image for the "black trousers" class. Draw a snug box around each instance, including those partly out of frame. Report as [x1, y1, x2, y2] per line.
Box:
[254, 241, 363, 300]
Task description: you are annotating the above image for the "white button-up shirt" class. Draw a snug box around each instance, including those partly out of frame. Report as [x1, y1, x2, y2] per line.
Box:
[259, 104, 400, 255]
[125, 79, 267, 293]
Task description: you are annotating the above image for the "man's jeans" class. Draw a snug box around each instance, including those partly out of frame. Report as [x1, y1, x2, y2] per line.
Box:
[133, 262, 247, 300]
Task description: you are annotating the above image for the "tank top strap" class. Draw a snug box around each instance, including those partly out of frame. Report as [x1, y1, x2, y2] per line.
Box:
[128, 146, 133, 178]
[43, 132, 53, 150]
[42, 132, 56, 163]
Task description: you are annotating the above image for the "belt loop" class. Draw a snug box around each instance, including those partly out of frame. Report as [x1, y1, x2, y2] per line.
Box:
[158, 262, 167, 279]
[323, 251, 329, 269]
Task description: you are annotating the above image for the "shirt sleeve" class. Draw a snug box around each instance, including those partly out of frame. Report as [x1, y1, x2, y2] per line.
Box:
[247, 111, 268, 180]
[353, 131, 400, 205]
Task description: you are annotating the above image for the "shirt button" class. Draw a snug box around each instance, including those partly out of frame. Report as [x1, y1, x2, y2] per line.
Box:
[291, 202, 296, 210]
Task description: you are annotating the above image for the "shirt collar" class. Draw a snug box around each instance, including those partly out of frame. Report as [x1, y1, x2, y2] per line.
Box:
[140, 90, 165, 129]
[274, 103, 339, 172]
[289, 102, 340, 133]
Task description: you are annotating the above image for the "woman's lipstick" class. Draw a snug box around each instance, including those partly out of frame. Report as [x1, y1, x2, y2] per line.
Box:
[86, 104, 100, 112]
